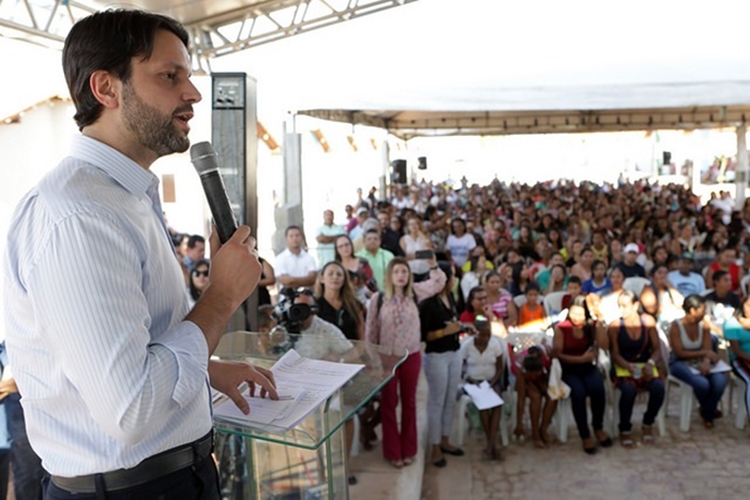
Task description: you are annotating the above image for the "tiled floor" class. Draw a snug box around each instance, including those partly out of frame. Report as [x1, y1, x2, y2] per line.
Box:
[421, 390, 750, 500]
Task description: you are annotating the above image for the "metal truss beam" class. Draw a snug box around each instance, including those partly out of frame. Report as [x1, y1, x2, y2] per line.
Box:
[187, 0, 418, 70]
[300, 106, 750, 140]
[0, 0, 96, 48]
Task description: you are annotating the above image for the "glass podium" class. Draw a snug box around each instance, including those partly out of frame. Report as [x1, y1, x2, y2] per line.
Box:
[212, 331, 407, 500]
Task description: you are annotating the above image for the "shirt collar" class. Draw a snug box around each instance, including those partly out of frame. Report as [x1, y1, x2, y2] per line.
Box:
[69, 134, 159, 199]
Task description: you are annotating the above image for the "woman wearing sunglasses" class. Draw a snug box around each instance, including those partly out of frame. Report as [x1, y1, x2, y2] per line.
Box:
[187, 259, 210, 309]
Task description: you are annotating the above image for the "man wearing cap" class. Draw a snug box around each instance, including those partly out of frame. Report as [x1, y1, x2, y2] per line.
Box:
[667, 253, 706, 296]
[349, 207, 369, 240]
[616, 243, 646, 278]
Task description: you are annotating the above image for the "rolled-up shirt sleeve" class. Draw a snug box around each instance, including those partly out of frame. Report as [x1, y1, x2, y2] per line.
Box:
[26, 211, 207, 444]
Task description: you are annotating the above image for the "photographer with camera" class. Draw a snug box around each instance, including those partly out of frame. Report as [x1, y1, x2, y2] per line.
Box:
[283, 290, 354, 362]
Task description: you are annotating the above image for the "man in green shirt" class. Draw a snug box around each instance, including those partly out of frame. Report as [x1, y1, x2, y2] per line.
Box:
[356, 229, 394, 290]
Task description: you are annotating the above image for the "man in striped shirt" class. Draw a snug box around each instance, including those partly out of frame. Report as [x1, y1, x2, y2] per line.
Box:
[3, 9, 276, 499]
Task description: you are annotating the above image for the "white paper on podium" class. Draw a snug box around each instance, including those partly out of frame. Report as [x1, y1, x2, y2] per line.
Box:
[462, 381, 504, 410]
[688, 359, 733, 375]
[213, 349, 364, 431]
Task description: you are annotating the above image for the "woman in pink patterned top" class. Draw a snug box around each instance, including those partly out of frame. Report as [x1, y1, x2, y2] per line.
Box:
[365, 257, 446, 468]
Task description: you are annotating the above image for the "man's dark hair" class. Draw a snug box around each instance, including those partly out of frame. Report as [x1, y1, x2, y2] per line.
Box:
[567, 276, 582, 286]
[285, 225, 302, 236]
[364, 228, 380, 237]
[712, 270, 728, 283]
[187, 234, 205, 249]
[63, 9, 189, 130]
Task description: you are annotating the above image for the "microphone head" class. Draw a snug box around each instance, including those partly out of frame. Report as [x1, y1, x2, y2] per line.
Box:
[190, 141, 219, 174]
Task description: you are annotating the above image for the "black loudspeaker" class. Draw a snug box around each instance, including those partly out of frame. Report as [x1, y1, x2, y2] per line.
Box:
[417, 156, 427, 170]
[391, 159, 407, 184]
[212, 73, 258, 331]
[662, 151, 672, 165]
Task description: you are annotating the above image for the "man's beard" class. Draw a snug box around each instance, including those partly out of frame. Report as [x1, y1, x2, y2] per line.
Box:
[122, 82, 190, 156]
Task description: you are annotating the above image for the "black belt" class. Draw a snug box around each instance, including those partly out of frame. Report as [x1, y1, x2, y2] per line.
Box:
[51, 431, 213, 494]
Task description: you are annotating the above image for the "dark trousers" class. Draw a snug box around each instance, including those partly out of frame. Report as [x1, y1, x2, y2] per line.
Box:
[7, 393, 45, 499]
[561, 367, 605, 440]
[43, 453, 220, 500]
[618, 378, 665, 433]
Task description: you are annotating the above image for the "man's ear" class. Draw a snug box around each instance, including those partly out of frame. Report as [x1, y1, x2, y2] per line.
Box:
[89, 70, 120, 109]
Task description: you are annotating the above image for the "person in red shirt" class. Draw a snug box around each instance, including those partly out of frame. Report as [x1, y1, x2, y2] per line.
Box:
[706, 247, 741, 293]
[460, 286, 494, 324]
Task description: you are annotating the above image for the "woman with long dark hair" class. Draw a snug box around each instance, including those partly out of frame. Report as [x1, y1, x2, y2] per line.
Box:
[552, 296, 610, 454]
[187, 259, 210, 309]
[315, 261, 364, 341]
[420, 262, 465, 467]
[335, 234, 376, 294]
[315, 260, 364, 484]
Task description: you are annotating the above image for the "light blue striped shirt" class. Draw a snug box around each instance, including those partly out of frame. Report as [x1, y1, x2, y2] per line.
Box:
[3, 135, 211, 476]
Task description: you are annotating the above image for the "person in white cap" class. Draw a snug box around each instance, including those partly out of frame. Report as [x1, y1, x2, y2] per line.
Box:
[616, 243, 646, 278]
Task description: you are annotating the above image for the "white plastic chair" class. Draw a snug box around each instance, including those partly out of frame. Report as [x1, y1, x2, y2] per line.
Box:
[732, 374, 747, 430]
[554, 398, 570, 443]
[543, 291, 567, 319]
[667, 374, 695, 432]
[453, 393, 474, 446]
[622, 277, 651, 297]
[513, 294, 528, 309]
[453, 392, 510, 447]
[741, 275, 750, 299]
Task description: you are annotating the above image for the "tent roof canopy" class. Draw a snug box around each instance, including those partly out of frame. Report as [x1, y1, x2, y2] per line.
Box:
[300, 105, 750, 140]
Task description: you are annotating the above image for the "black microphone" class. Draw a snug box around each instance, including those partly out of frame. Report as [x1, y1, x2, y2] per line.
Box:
[190, 141, 238, 244]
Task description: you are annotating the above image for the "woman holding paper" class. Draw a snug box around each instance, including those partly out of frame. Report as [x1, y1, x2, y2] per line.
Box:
[365, 257, 446, 469]
[552, 296, 611, 455]
[668, 294, 728, 428]
[607, 290, 665, 448]
[459, 318, 504, 460]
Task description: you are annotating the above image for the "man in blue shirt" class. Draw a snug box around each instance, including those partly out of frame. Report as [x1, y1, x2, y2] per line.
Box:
[667, 253, 706, 297]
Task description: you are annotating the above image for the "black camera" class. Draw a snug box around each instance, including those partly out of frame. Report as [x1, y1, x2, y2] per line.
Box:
[272, 288, 317, 334]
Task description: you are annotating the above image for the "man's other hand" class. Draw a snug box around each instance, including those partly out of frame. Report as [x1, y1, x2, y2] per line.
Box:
[208, 359, 278, 414]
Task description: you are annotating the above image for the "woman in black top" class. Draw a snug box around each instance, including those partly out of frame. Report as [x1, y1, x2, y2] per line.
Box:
[315, 261, 364, 341]
[420, 262, 467, 467]
[256, 257, 275, 307]
[314, 260, 364, 485]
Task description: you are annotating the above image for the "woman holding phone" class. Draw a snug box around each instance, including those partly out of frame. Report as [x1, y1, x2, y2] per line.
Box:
[401, 216, 433, 275]
[420, 262, 467, 467]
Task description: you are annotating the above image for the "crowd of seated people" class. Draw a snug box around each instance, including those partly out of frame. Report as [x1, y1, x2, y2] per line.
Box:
[171, 177, 750, 472]
[339, 178, 750, 456]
